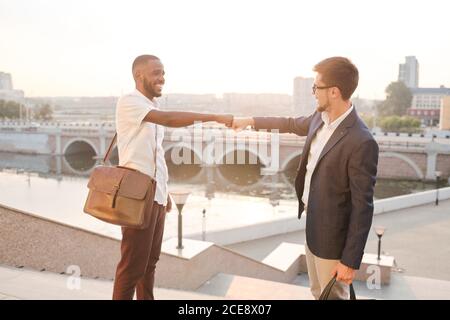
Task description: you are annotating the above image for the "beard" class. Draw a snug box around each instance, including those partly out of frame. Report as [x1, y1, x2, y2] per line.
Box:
[143, 78, 162, 99]
[316, 96, 330, 112]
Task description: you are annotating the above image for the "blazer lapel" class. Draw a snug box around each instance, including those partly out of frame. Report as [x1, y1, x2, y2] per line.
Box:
[295, 115, 324, 189]
[299, 117, 324, 168]
[304, 117, 324, 153]
[316, 108, 357, 166]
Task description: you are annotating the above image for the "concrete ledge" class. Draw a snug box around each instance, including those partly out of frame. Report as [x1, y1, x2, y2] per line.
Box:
[162, 238, 214, 260]
[182, 189, 450, 246]
[374, 187, 450, 215]
[262, 242, 304, 272]
[185, 215, 306, 246]
[156, 238, 301, 290]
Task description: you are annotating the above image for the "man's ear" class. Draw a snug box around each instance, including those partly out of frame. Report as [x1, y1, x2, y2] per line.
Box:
[133, 68, 143, 82]
[331, 87, 342, 99]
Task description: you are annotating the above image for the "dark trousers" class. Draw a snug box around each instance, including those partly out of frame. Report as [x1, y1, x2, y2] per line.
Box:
[112, 201, 166, 300]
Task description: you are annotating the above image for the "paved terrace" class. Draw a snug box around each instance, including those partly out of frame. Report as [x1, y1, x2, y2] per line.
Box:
[226, 199, 450, 299]
[1, 200, 450, 300]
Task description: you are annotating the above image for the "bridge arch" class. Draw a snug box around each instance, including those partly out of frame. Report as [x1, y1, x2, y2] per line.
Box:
[379, 152, 424, 180]
[213, 144, 271, 168]
[163, 142, 203, 165]
[281, 151, 303, 172]
[62, 139, 98, 175]
[63, 138, 99, 157]
[164, 142, 204, 181]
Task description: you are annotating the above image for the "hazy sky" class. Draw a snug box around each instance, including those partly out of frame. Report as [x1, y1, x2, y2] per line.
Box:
[1, 0, 449, 99]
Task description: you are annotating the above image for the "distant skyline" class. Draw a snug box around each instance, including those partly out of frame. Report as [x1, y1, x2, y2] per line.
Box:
[1, 0, 450, 100]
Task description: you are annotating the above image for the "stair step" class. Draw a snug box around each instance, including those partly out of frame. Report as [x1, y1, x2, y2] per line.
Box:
[0, 265, 223, 300]
[197, 273, 314, 300]
[262, 242, 305, 271]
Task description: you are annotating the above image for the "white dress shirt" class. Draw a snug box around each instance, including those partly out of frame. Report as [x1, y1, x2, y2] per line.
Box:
[301, 106, 354, 211]
[115, 89, 169, 206]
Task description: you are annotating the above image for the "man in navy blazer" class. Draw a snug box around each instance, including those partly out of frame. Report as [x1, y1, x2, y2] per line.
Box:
[232, 57, 379, 299]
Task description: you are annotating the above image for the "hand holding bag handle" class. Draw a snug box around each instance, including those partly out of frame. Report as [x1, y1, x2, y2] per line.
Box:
[319, 275, 357, 300]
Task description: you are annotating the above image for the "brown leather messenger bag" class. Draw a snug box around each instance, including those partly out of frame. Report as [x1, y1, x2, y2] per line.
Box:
[83, 128, 157, 229]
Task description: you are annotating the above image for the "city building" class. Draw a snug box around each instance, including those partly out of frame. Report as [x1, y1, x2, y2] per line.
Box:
[29, 96, 118, 121]
[440, 96, 450, 130]
[222, 93, 293, 116]
[408, 86, 450, 126]
[0, 72, 13, 90]
[293, 77, 315, 116]
[0, 71, 25, 104]
[158, 93, 222, 113]
[398, 56, 419, 88]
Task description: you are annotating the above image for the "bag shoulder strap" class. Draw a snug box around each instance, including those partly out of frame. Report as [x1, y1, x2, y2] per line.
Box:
[102, 126, 158, 178]
[103, 133, 117, 164]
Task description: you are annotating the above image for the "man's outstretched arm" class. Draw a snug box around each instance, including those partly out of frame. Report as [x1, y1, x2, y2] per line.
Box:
[232, 113, 316, 136]
[144, 110, 233, 128]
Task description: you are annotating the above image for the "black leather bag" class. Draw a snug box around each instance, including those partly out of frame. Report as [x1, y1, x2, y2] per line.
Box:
[319, 276, 357, 300]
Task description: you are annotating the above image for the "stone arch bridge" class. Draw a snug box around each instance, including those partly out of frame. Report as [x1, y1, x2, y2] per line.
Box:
[1, 121, 449, 181]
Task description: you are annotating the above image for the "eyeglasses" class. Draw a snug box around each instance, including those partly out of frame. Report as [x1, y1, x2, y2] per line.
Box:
[312, 84, 336, 94]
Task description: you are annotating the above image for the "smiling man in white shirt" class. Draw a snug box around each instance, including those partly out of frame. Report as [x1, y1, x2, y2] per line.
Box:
[112, 55, 233, 300]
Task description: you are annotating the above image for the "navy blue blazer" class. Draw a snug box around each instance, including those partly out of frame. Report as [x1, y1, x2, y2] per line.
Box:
[254, 108, 379, 269]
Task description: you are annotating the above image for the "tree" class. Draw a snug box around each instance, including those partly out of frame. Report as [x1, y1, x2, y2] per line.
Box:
[33, 103, 53, 120]
[360, 114, 374, 129]
[377, 81, 413, 117]
[0, 99, 22, 119]
[378, 115, 421, 133]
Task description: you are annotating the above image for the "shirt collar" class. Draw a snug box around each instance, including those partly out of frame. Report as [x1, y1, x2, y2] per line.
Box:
[133, 89, 159, 108]
[321, 105, 354, 130]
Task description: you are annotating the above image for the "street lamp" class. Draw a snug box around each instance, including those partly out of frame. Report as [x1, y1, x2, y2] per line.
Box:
[436, 171, 442, 206]
[374, 226, 386, 261]
[171, 191, 190, 250]
[202, 209, 206, 241]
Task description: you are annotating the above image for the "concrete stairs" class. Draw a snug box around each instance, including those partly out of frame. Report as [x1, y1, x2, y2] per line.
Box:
[197, 273, 314, 300]
[0, 264, 224, 300]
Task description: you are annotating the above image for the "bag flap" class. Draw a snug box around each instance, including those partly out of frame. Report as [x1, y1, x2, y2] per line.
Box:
[87, 166, 154, 200]
[119, 169, 155, 199]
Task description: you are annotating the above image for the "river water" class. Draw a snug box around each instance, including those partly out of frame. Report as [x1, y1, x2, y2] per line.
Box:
[0, 151, 446, 241]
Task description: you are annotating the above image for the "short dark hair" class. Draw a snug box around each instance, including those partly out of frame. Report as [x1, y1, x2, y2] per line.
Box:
[313, 57, 359, 100]
[132, 54, 160, 73]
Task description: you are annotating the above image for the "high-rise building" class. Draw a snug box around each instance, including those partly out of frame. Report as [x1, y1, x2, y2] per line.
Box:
[398, 56, 419, 88]
[0, 72, 13, 90]
[293, 77, 315, 116]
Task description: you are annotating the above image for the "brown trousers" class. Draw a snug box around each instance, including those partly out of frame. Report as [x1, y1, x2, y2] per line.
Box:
[112, 201, 166, 300]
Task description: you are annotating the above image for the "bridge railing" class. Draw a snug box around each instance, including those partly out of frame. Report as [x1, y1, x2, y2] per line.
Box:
[377, 140, 427, 150]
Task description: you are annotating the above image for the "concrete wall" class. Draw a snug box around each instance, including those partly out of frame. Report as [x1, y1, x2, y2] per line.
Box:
[0, 204, 301, 290]
[0, 203, 120, 280]
[2, 188, 447, 288]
